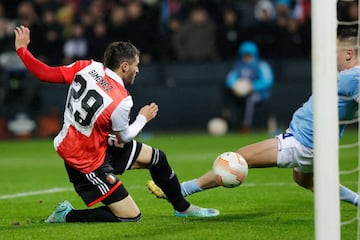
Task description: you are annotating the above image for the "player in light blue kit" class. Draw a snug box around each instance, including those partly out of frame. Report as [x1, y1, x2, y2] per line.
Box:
[147, 26, 359, 207]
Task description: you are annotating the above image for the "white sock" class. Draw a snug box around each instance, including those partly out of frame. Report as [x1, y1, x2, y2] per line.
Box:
[340, 185, 359, 206]
[180, 179, 203, 197]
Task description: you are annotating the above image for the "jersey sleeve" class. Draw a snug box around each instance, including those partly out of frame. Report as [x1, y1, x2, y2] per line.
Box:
[111, 96, 133, 132]
[16, 47, 92, 84]
[225, 70, 239, 89]
[58, 60, 93, 83]
[338, 69, 360, 101]
[111, 96, 147, 143]
[252, 61, 274, 92]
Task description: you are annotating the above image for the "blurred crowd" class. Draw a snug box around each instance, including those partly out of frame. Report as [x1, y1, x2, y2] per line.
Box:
[0, 0, 358, 65]
[1, 0, 358, 65]
[0, 0, 358, 139]
[0, 0, 317, 66]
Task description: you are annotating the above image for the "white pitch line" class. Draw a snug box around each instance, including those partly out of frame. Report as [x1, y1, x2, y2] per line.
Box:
[0, 182, 300, 200]
[0, 188, 73, 200]
[1, 180, 358, 200]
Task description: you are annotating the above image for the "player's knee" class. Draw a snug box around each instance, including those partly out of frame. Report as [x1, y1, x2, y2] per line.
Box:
[293, 171, 313, 191]
[112, 208, 142, 222]
[117, 212, 142, 222]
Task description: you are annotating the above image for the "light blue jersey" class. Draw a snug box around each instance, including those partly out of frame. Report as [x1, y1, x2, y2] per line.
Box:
[225, 60, 274, 101]
[225, 41, 274, 101]
[289, 66, 360, 148]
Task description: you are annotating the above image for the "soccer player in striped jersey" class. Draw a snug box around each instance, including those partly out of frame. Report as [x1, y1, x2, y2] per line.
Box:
[148, 26, 360, 208]
[14, 25, 219, 223]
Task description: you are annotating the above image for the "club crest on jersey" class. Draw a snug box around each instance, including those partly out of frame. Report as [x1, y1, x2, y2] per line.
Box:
[106, 173, 118, 184]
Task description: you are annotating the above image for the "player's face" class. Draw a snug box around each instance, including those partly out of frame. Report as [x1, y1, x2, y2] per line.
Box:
[242, 54, 253, 63]
[336, 39, 357, 72]
[337, 51, 346, 72]
[123, 55, 140, 85]
[337, 40, 347, 72]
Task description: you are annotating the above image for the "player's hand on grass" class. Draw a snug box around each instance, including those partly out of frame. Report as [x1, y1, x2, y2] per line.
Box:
[14, 25, 30, 50]
[139, 102, 158, 122]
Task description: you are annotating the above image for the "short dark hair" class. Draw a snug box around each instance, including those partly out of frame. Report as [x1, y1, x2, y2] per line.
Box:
[103, 41, 140, 71]
[337, 25, 358, 41]
[337, 26, 358, 51]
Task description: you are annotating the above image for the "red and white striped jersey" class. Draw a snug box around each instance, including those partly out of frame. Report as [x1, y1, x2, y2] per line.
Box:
[17, 48, 135, 173]
[54, 60, 131, 173]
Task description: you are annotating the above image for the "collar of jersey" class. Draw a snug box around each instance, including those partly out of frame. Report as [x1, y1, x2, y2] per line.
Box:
[105, 68, 125, 87]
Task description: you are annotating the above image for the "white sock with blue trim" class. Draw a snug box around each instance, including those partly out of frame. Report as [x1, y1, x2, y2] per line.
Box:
[340, 185, 359, 207]
[180, 179, 203, 197]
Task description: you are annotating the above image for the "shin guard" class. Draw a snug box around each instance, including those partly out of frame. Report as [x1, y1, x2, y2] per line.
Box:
[148, 148, 190, 212]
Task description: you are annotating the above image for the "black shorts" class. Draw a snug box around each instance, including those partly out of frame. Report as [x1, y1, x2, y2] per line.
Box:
[106, 140, 143, 175]
[65, 140, 143, 207]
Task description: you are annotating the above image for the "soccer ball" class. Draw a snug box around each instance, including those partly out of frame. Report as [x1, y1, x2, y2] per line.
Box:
[212, 152, 248, 188]
[233, 79, 252, 97]
[207, 118, 228, 136]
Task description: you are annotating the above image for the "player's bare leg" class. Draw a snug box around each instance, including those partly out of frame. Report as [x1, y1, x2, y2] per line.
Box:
[148, 138, 279, 198]
[191, 138, 278, 193]
[107, 195, 140, 218]
[292, 170, 313, 191]
[293, 169, 359, 207]
[237, 138, 278, 168]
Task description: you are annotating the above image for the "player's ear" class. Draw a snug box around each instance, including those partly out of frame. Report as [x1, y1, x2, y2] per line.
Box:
[120, 62, 128, 72]
[345, 49, 353, 61]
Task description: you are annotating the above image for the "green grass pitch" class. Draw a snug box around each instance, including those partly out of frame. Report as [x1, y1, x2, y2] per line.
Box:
[0, 130, 358, 240]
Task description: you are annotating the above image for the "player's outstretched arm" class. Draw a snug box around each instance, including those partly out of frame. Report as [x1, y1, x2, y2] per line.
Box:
[14, 25, 65, 83]
[14, 25, 30, 50]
